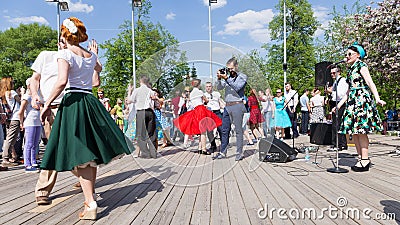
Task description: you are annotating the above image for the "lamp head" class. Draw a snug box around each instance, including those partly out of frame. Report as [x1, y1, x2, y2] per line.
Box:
[133, 0, 142, 7]
[59, 2, 69, 11]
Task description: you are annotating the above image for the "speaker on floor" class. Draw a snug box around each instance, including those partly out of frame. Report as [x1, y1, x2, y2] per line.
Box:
[315, 61, 333, 87]
[258, 136, 298, 163]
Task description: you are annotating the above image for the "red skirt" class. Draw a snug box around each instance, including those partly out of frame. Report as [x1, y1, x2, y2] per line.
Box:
[174, 105, 222, 135]
[249, 108, 265, 125]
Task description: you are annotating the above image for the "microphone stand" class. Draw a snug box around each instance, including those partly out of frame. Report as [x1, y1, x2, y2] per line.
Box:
[283, 76, 310, 153]
[327, 76, 349, 173]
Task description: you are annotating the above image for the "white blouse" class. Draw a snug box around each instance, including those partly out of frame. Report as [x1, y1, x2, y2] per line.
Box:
[189, 88, 204, 108]
[57, 49, 97, 90]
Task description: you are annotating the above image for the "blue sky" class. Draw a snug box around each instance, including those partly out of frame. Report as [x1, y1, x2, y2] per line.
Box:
[1, 0, 370, 79]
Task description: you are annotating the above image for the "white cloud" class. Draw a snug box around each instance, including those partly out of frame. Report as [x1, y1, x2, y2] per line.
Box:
[217, 9, 274, 43]
[9, 16, 49, 25]
[313, 6, 331, 37]
[202, 0, 227, 10]
[249, 29, 270, 43]
[166, 12, 176, 20]
[46, 0, 94, 13]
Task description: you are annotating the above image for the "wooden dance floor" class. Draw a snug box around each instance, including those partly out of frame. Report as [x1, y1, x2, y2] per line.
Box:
[0, 134, 399, 224]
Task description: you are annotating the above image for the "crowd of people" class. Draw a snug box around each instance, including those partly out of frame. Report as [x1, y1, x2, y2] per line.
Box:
[0, 15, 388, 220]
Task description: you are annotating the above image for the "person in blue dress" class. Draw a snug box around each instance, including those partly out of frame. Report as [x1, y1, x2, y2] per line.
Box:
[272, 89, 292, 140]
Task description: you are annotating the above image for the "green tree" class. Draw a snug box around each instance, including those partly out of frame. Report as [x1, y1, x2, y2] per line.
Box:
[316, 0, 367, 63]
[100, 0, 182, 104]
[0, 23, 57, 87]
[321, 0, 399, 108]
[190, 63, 197, 79]
[237, 50, 271, 92]
[353, 0, 400, 109]
[266, 0, 319, 90]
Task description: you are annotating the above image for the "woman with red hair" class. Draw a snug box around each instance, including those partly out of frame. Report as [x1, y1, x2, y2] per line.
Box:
[39, 17, 132, 220]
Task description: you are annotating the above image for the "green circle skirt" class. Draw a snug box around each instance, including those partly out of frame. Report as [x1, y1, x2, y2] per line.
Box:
[40, 92, 134, 172]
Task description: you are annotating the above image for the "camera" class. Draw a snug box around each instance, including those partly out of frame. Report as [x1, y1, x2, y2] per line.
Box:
[219, 67, 229, 76]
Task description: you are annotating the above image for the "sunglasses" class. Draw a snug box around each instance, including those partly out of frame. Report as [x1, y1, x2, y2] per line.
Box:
[276, 92, 282, 94]
[346, 52, 356, 57]
[330, 72, 337, 75]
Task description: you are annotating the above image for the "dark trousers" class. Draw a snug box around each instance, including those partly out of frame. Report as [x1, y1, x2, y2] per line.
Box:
[136, 109, 157, 158]
[207, 110, 223, 151]
[330, 101, 347, 147]
[300, 111, 309, 134]
[172, 114, 184, 141]
[220, 104, 245, 156]
[286, 106, 299, 138]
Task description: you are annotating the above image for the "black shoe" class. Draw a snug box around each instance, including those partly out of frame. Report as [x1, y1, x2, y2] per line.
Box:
[351, 159, 370, 172]
[201, 150, 211, 155]
[327, 146, 337, 152]
[339, 146, 348, 151]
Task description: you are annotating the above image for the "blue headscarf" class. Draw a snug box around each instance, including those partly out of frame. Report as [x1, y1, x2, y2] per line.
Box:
[349, 42, 366, 59]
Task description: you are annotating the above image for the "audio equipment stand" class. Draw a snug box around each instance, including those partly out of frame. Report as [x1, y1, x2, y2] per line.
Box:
[327, 74, 348, 173]
[283, 76, 310, 153]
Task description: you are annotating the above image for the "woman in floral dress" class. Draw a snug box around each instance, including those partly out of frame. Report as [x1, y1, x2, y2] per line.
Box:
[335, 42, 386, 172]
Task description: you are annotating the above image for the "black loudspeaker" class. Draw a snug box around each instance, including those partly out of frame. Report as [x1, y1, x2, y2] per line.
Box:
[315, 61, 333, 87]
[259, 137, 298, 162]
[310, 123, 332, 145]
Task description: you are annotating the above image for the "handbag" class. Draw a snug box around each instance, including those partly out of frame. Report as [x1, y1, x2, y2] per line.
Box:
[2, 102, 15, 121]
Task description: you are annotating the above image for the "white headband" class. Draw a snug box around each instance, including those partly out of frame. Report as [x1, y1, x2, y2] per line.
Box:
[62, 19, 78, 34]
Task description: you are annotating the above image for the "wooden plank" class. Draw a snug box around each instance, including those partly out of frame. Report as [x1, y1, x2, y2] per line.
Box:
[289, 157, 395, 225]
[209, 151, 231, 225]
[0, 134, 399, 224]
[148, 152, 200, 224]
[190, 153, 214, 225]
[169, 153, 208, 225]
[107, 147, 195, 225]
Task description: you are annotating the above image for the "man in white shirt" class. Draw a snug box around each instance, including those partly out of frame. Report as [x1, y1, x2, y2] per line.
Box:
[299, 89, 311, 134]
[284, 82, 299, 138]
[31, 49, 65, 205]
[130, 76, 157, 158]
[204, 82, 222, 153]
[327, 66, 349, 150]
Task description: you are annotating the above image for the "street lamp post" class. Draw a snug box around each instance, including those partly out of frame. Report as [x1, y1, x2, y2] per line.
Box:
[283, 0, 287, 86]
[45, 0, 69, 41]
[209, 0, 217, 83]
[132, 0, 142, 89]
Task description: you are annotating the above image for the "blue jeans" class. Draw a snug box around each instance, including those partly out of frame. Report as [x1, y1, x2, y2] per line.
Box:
[24, 126, 41, 167]
[300, 111, 309, 134]
[220, 103, 246, 156]
[262, 111, 273, 136]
